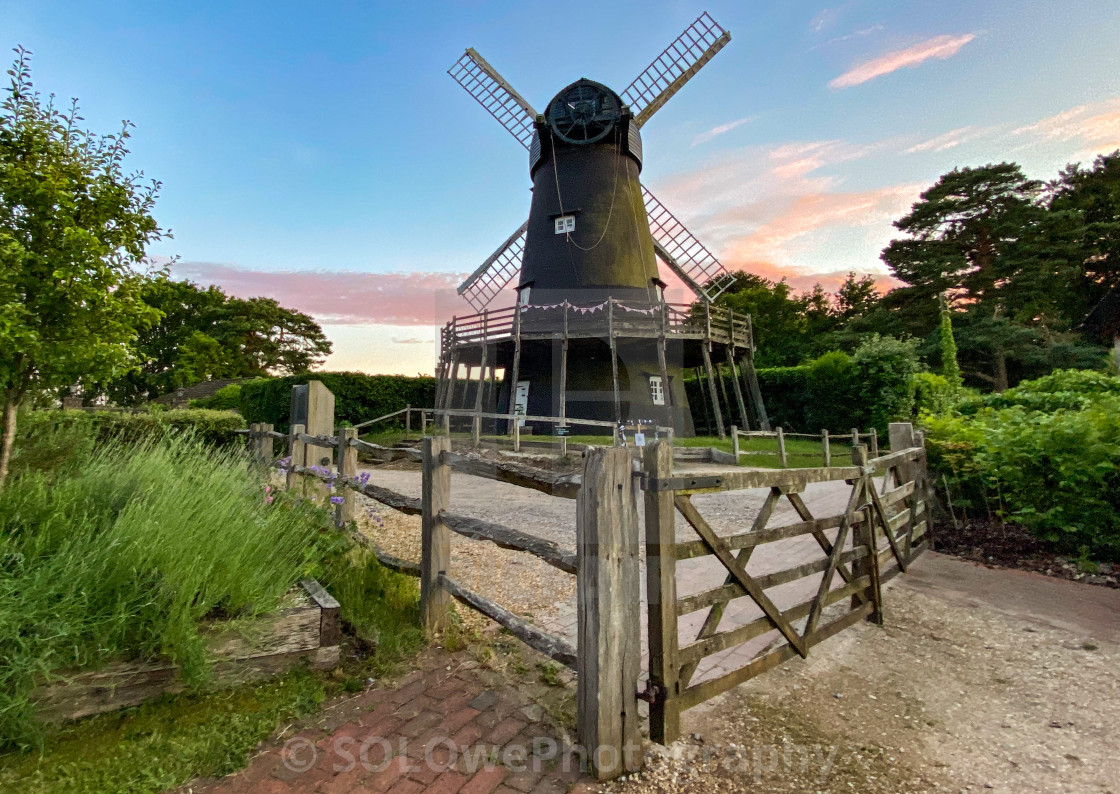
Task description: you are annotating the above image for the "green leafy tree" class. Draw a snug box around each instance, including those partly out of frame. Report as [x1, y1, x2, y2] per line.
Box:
[0, 48, 166, 486]
[101, 279, 333, 404]
[835, 272, 880, 320]
[714, 273, 811, 366]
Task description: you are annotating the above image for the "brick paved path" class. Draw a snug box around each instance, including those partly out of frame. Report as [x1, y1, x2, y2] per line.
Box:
[182, 648, 596, 794]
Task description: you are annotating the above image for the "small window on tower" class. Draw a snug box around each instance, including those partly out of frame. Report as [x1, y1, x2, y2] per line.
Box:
[648, 375, 665, 406]
[554, 215, 576, 234]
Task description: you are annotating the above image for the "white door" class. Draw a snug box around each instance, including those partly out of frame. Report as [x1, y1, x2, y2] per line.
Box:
[514, 381, 530, 427]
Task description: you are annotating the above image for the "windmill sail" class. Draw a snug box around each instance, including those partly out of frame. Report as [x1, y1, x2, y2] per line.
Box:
[622, 12, 731, 128]
[643, 187, 735, 302]
[448, 48, 537, 149]
[457, 220, 529, 311]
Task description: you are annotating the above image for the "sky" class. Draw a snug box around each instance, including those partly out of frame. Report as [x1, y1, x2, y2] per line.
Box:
[5, 0, 1120, 375]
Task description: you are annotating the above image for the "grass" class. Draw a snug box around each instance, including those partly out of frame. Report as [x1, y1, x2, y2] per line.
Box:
[0, 420, 427, 792]
[360, 426, 854, 469]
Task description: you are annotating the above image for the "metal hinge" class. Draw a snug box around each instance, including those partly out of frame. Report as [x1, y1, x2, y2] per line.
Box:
[636, 474, 725, 492]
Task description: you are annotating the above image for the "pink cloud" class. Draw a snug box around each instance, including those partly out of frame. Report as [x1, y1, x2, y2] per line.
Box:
[172, 262, 469, 326]
[691, 116, 755, 148]
[1012, 98, 1120, 156]
[829, 33, 976, 89]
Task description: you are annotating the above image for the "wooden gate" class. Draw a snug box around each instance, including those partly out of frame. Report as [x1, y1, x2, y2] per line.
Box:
[641, 422, 931, 743]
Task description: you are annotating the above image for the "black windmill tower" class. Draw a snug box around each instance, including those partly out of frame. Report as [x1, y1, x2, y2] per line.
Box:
[437, 12, 768, 438]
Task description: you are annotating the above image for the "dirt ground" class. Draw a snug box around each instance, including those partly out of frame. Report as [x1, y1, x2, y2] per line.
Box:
[606, 554, 1120, 794]
[352, 456, 1120, 793]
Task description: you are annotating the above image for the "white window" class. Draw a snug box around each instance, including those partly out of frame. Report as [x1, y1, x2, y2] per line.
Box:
[648, 375, 665, 406]
[519, 285, 531, 306]
[554, 215, 576, 234]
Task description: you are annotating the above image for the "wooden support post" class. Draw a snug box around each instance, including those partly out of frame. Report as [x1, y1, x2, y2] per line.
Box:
[421, 436, 452, 632]
[442, 411, 451, 437]
[726, 346, 749, 430]
[560, 302, 569, 459]
[508, 303, 522, 437]
[445, 352, 460, 412]
[471, 413, 481, 448]
[420, 410, 427, 436]
[337, 427, 357, 525]
[643, 440, 680, 745]
[286, 424, 305, 493]
[776, 426, 788, 468]
[695, 367, 712, 435]
[249, 423, 261, 462]
[849, 444, 883, 624]
[657, 304, 673, 429]
[405, 404, 411, 435]
[716, 359, 733, 432]
[474, 311, 488, 427]
[578, 445, 642, 780]
[730, 426, 740, 459]
[870, 427, 879, 458]
[608, 299, 621, 424]
[701, 343, 725, 439]
[740, 345, 770, 431]
[851, 428, 860, 449]
[822, 429, 831, 467]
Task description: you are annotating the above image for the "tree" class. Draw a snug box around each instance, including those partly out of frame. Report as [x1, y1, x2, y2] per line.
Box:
[938, 293, 962, 387]
[0, 48, 167, 486]
[835, 272, 879, 320]
[101, 279, 333, 405]
[714, 273, 813, 366]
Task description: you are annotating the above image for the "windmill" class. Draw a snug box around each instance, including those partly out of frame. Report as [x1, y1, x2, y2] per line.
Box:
[436, 12, 769, 437]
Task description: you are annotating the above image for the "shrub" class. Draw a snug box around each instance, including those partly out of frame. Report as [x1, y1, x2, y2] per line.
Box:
[240, 372, 436, 431]
[923, 379, 1120, 559]
[191, 382, 254, 411]
[913, 372, 964, 417]
[851, 334, 921, 433]
[977, 368, 1120, 413]
[0, 435, 342, 747]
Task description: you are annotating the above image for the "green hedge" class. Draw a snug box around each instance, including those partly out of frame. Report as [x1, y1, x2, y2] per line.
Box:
[239, 372, 436, 431]
[695, 336, 920, 435]
[191, 382, 258, 411]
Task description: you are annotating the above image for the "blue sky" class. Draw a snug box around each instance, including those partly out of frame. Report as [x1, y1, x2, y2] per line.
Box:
[5, 1, 1120, 373]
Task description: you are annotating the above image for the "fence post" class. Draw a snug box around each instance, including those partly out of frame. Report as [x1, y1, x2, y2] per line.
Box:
[578, 445, 642, 780]
[472, 413, 481, 448]
[851, 427, 859, 449]
[889, 422, 918, 486]
[643, 440, 680, 745]
[262, 423, 275, 463]
[776, 426, 788, 468]
[821, 429, 831, 467]
[730, 425, 739, 459]
[249, 423, 261, 463]
[849, 444, 883, 624]
[286, 424, 305, 493]
[869, 427, 879, 458]
[405, 404, 411, 435]
[420, 409, 427, 436]
[442, 411, 451, 437]
[513, 416, 521, 452]
[421, 435, 452, 632]
[337, 427, 358, 525]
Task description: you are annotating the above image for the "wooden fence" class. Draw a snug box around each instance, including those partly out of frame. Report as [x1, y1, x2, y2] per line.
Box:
[243, 385, 929, 779]
[730, 425, 879, 467]
[640, 422, 930, 743]
[242, 386, 641, 780]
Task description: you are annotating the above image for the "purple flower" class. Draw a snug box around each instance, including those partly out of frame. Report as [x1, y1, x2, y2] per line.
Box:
[358, 472, 370, 485]
[330, 496, 345, 505]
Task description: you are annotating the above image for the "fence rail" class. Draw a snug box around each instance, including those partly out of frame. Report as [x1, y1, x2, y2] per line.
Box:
[730, 425, 879, 467]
